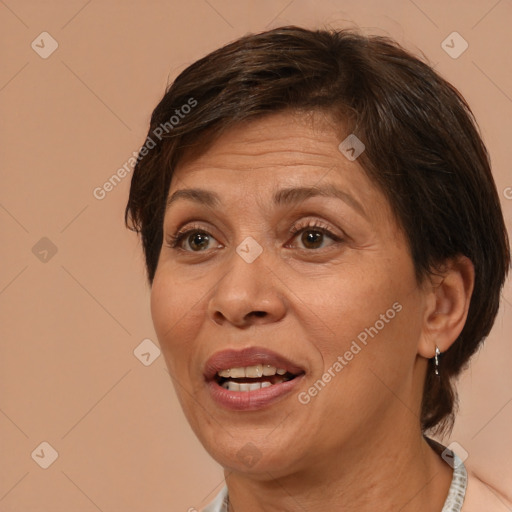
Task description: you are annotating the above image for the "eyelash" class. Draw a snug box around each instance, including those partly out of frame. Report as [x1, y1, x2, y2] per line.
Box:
[165, 219, 343, 251]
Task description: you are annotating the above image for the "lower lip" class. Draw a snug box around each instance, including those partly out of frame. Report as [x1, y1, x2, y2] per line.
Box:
[206, 375, 305, 411]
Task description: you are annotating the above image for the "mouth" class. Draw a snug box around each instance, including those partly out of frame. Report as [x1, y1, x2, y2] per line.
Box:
[214, 364, 299, 392]
[204, 347, 306, 410]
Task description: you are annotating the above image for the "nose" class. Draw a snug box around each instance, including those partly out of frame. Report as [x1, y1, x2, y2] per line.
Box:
[207, 245, 287, 328]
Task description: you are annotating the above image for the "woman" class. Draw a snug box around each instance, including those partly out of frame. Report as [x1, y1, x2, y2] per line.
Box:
[125, 26, 511, 511]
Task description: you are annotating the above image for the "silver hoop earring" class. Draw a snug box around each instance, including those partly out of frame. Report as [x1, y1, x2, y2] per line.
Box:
[434, 346, 441, 376]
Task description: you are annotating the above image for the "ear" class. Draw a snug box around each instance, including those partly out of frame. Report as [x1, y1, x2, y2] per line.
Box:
[417, 255, 475, 359]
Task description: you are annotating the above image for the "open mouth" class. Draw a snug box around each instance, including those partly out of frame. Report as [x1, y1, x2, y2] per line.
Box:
[204, 347, 306, 408]
[214, 365, 300, 392]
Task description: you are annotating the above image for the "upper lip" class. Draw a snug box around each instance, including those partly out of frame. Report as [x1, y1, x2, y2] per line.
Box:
[204, 346, 306, 381]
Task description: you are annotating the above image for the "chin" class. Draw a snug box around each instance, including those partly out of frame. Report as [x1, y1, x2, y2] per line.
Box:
[197, 428, 303, 477]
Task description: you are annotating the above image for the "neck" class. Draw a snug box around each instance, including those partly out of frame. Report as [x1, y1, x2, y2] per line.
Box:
[224, 422, 453, 512]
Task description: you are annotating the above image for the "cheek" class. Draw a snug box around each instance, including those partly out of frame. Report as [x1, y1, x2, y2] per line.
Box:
[150, 274, 173, 338]
[150, 271, 202, 371]
[304, 257, 421, 384]
[306, 293, 422, 434]
[150, 273, 208, 427]
[300, 268, 405, 347]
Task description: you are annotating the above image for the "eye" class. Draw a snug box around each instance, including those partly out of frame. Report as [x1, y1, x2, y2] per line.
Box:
[288, 219, 343, 250]
[165, 224, 221, 252]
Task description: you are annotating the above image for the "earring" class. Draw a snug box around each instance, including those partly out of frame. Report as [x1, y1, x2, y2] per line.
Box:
[434, 346, 441, 376]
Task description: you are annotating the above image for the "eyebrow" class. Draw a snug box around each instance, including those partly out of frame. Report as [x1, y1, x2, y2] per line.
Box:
[165, 184, 368, 219]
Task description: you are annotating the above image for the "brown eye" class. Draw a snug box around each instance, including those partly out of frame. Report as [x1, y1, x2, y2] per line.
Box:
[187, 232, 211, 251]
[167, 228, 220, 252]
[288, 220, 343, 251]
[300, 229, 325, 249]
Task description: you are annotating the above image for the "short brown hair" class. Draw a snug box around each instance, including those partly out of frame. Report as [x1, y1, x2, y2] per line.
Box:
[125, 26, 510, 435]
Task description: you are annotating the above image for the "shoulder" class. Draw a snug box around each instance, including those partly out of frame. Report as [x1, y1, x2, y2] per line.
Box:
[462, 466, 512, 511]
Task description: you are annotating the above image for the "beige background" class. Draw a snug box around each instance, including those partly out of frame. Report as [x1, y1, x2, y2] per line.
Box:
[1, 0, 511, 510]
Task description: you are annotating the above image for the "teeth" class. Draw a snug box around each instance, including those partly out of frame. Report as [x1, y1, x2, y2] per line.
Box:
[222, 380, 274, 391]
[225, 367, 246, 378]
[262, 365, 277, 376]
[245, 365, 263, 378]
[217, 365, 286, 378]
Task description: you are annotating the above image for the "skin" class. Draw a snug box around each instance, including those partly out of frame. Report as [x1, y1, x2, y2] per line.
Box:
[150, 110, 475, 512]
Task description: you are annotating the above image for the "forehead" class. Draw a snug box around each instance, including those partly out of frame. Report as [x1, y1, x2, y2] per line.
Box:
[167, 111, 394, 223]
[175, 111, 347, 173]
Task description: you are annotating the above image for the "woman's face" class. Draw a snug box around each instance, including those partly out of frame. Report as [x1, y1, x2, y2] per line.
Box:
[151, 111, 430, 477]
